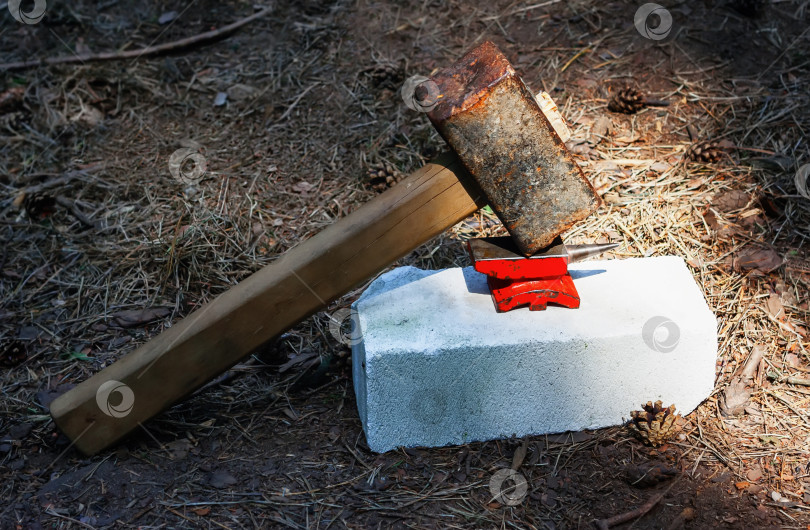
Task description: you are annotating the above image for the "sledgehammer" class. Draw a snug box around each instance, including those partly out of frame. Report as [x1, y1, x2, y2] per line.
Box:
[50, 41, 600, 455]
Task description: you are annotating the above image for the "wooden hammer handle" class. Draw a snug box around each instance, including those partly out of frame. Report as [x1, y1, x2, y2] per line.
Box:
[50, 153, 486, 455]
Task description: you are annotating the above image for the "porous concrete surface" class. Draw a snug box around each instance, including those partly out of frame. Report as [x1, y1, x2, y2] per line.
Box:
[352, 257, 717, 453]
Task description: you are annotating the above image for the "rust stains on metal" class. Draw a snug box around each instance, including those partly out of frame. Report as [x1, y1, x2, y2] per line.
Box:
[427, 41, 601, 255]
[425, 41, 514, 123]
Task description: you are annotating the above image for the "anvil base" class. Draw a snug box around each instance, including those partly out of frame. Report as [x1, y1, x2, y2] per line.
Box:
[486, 274, 580, 311]
[351, 257, 717, 453]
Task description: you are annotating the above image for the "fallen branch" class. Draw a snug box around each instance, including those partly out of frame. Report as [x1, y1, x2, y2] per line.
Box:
[593, 479, 679, 529]
[768, 371, 810, 387]
[55, 196, 97, 229]
[0, 6, 274, 71]
[8, 166, 106, 213]
[15, 170, 89, 194]
[782, 376, 810, 386]
[192, 357, 259, 397]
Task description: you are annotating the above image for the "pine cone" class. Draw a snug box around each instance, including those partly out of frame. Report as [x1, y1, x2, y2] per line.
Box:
[0, 110, 28, 132]
[361, 63, 404, 90]
[0, 86, 25, 110]
[1, 340, 27, 368]
[0, 87, 30, 132]
[367, 162, 402, 192]
[686, 140, 726, 163]
[608, 88, 646, 114]
[628, 400, 683, 447]
[23, 192, 57, 219]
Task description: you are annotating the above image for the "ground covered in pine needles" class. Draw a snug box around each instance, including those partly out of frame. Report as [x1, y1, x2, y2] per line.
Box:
[1, 0, 809, 528]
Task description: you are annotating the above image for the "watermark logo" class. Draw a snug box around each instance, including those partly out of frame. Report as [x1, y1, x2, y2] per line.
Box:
[327, 308, 363, 346]
[401, 75, 440, 113]
[168, 147, 207, 185]
[642, 316, 680, 353]
[96, 380, 135, 418]
[489, 468, 528, 506]
[8, 0, 46, 24]
[634, 3, 672, 41]
[795, 164, 810, 200]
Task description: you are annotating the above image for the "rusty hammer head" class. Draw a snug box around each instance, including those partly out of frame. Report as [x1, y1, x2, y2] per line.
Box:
[418, 41, 600, 255]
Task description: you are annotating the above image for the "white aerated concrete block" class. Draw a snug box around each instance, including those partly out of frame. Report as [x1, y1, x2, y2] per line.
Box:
[352, 257, 717, 453]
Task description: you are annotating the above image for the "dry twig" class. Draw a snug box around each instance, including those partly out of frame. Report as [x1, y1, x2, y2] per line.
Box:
[593, 479, 680, 529]
[0, 6, 274, 71]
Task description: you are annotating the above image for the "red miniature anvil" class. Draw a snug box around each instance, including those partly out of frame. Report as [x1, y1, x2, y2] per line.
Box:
[467, 236, 617, 312]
